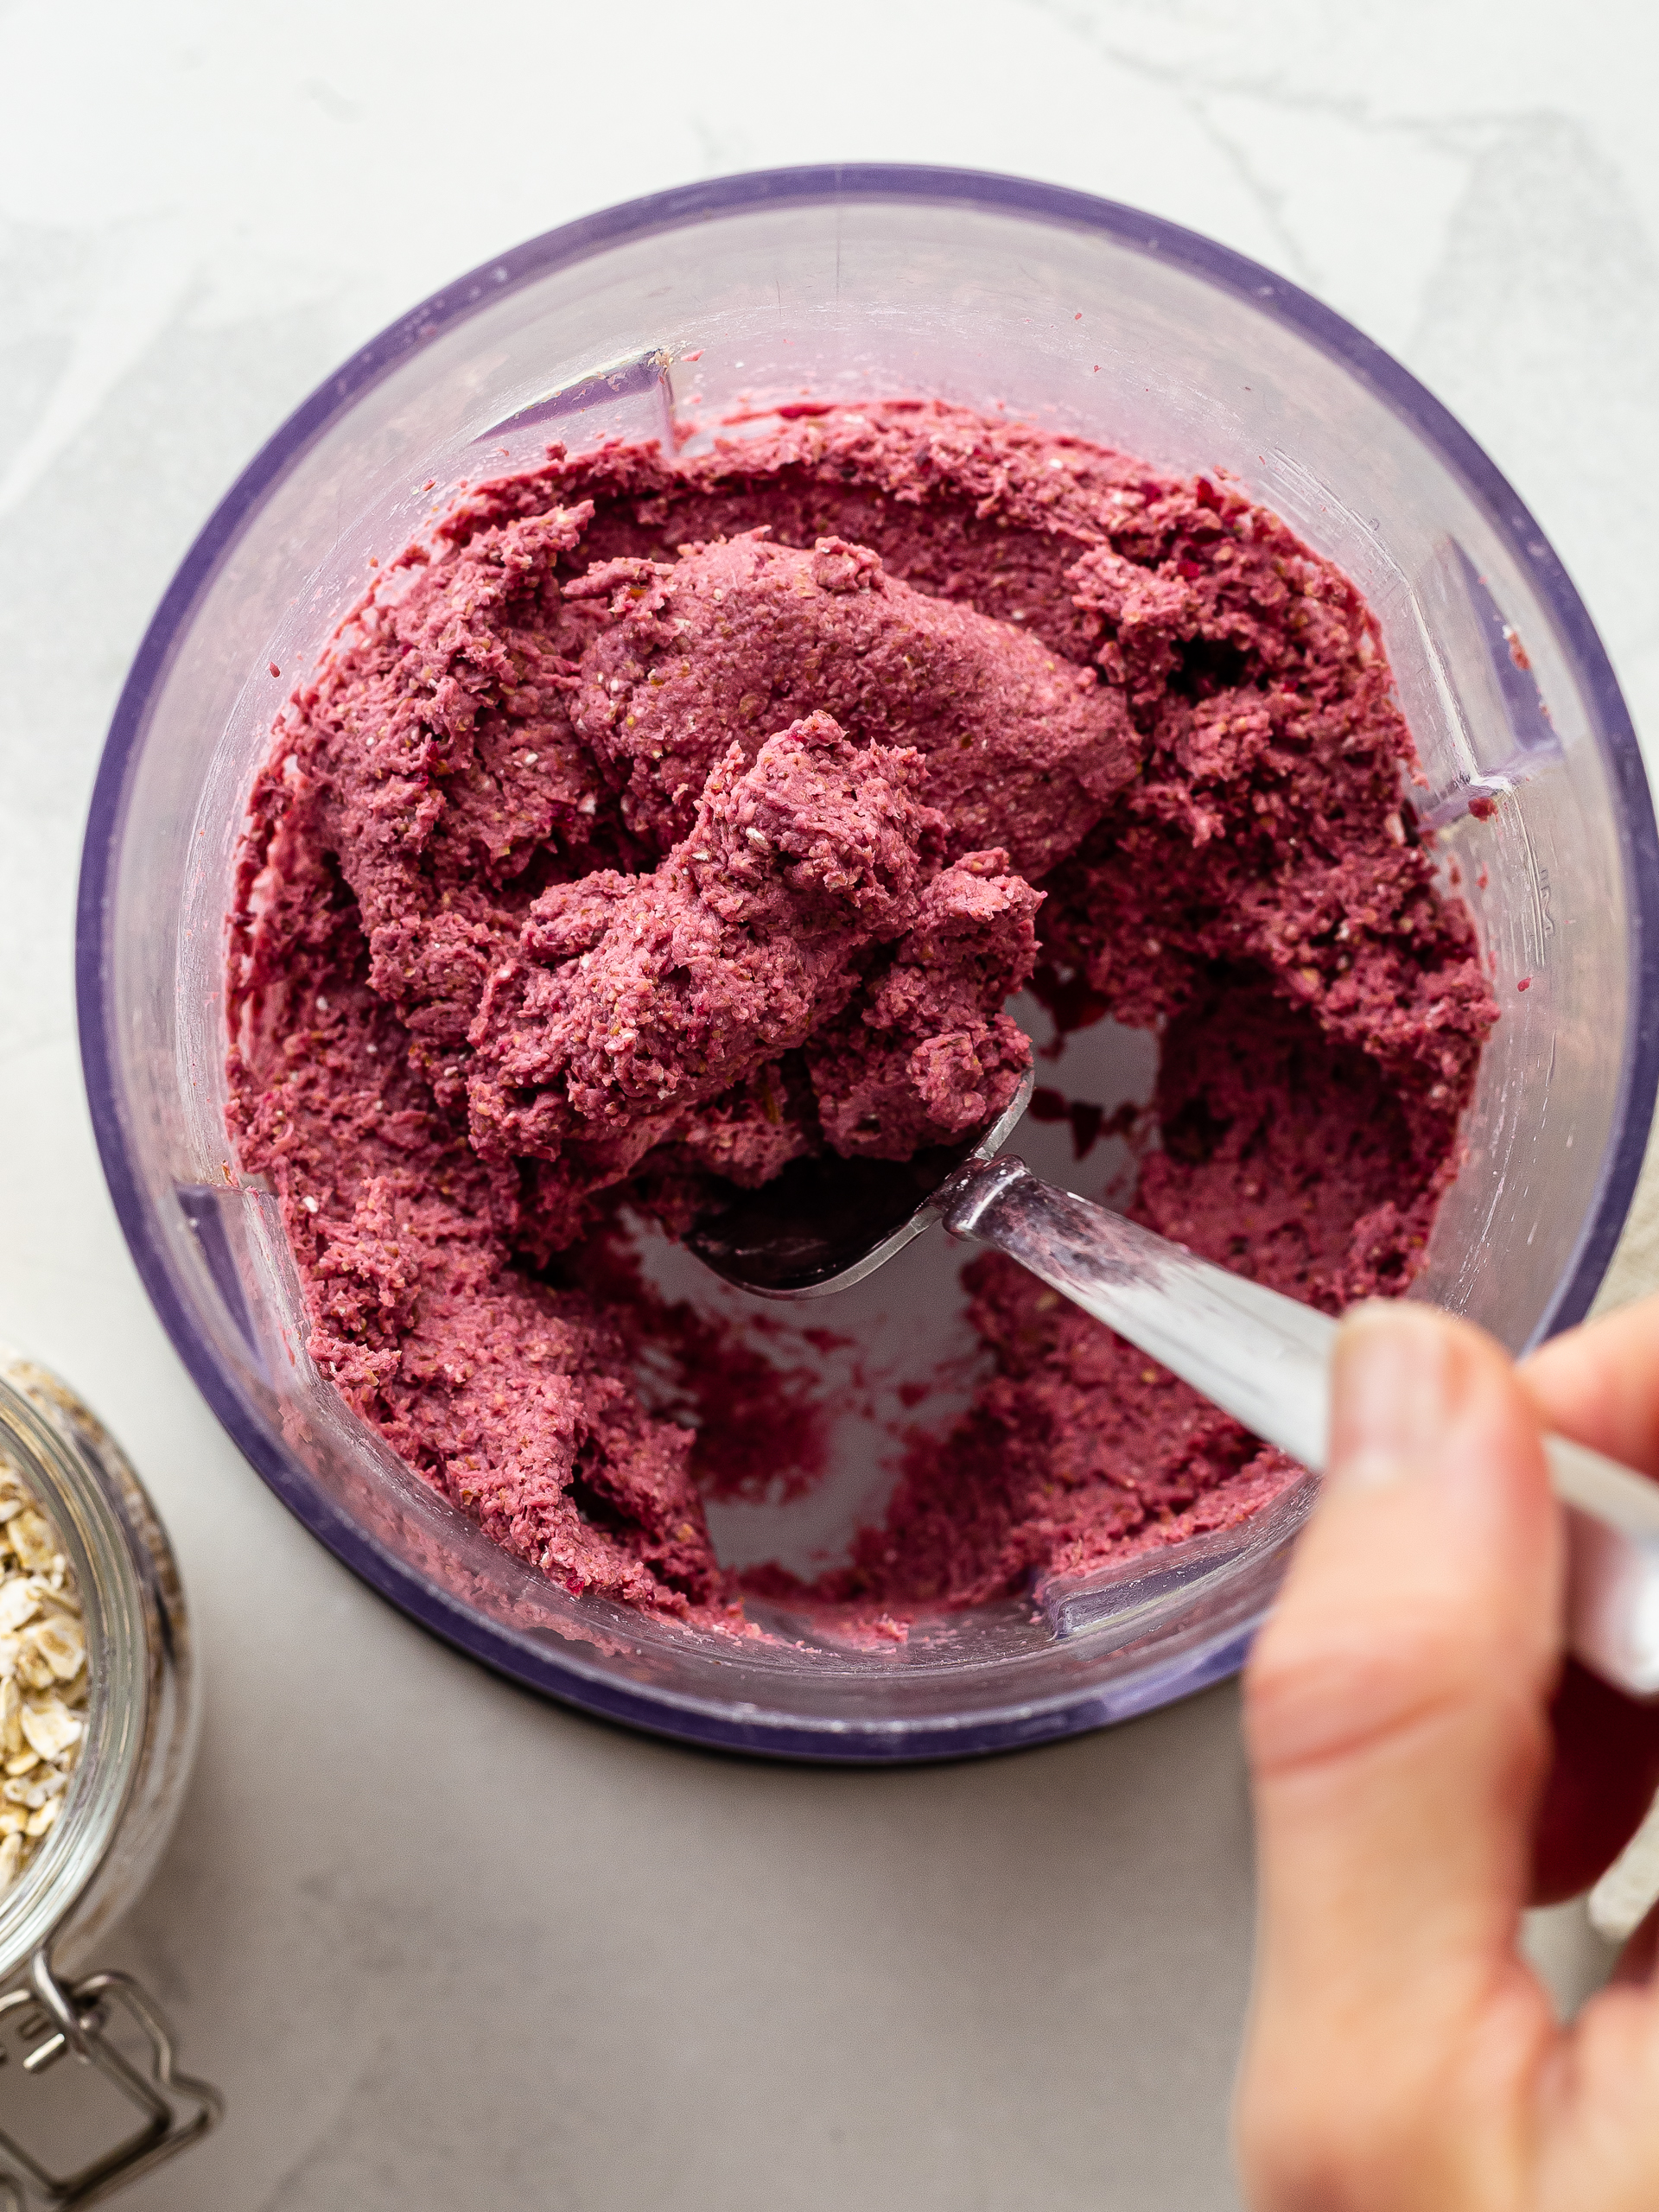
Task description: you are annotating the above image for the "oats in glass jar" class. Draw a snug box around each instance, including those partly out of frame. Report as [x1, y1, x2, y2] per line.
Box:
[0, 1462, 85, 1891]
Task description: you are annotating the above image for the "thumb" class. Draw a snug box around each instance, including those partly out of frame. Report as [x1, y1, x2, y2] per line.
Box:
[1236, 1303, 1561, 2188]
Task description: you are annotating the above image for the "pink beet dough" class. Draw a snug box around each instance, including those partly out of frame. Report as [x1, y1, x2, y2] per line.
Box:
[227, 401, 1494, 1623]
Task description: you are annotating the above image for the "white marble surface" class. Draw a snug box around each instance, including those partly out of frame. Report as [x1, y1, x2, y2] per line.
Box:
[1, 2, 1656, 2202]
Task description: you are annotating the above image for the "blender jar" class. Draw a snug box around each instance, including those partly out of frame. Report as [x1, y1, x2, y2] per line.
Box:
[0, 1357, 217, 2204]
[77, 165, 1659, 1760]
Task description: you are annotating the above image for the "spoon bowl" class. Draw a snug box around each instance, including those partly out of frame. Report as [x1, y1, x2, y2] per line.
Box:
[684, 1073, 1036, 1295]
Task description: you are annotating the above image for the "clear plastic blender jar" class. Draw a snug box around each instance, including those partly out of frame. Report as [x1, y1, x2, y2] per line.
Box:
[77, 166, 1659, 1760]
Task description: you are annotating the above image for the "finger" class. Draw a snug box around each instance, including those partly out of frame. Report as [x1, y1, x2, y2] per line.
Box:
[1236, 1302, 1560, 2197]
[1246, 1302, 1560, 1976]
[1522, 1292, 1659, 1478]
[1531, 1661, 1659, 1904]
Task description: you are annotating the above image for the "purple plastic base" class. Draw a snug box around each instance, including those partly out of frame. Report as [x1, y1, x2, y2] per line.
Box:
[76, 163, 1659, 1762]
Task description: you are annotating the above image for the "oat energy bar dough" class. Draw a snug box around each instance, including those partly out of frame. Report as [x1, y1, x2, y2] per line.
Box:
[228, 402, 1495, 1624]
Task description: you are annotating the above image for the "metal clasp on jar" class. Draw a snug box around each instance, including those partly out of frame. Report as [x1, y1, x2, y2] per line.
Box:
[0, 1948, 220, 2207]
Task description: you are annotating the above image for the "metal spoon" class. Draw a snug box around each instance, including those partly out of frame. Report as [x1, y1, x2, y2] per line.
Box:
[687, 1068, 1659, 1699]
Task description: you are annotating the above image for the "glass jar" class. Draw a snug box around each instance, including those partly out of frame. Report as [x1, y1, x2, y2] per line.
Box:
[0, 1352, 218, 2206]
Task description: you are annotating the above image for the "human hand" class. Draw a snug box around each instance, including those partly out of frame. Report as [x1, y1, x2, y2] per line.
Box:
[1234, 1294, 1659, 2209]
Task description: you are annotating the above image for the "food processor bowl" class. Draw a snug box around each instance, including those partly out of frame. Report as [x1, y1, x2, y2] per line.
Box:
[77, 165, 1659, 1760]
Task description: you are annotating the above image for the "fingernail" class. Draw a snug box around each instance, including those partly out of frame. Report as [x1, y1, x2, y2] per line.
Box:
[1328, 1302, 1463, 1489]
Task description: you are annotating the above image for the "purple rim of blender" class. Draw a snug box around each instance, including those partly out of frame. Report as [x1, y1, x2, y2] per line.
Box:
[76, 162, 1659, 1764]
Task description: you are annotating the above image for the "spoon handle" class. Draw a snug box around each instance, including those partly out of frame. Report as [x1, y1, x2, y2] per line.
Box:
[944, 1154, 1659, 1700]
